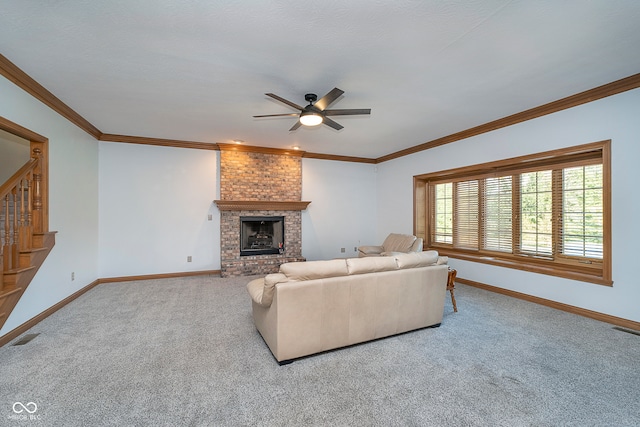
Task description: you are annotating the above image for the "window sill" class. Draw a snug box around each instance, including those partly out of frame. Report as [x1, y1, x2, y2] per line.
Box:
[432, 248, 612, 286]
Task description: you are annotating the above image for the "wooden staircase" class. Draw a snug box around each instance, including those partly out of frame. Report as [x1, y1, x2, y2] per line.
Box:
[1, 148, 55, 330]
[0, 232, 56, 329]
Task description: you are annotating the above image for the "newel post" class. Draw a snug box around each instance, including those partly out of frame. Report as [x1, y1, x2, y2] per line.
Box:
[31, 147, 44, 234]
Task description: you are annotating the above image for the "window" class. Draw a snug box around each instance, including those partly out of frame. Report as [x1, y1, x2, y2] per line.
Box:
[520, 171, 552, 256]
[433, 183, 452, 244]
[414, 141, 611, 285]
[454, 180, 478, 250]
[562, 165, 604, 258]
[483, 176, 513, 253]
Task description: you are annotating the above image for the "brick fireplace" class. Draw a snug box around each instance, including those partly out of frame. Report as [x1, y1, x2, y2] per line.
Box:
[215, 144, 309, 277]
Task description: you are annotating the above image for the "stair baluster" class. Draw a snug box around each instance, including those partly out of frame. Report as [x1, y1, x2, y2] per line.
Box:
[11, 188, 18, 271]
[2, 194, 9, 273]
[1, 194, 6, 290]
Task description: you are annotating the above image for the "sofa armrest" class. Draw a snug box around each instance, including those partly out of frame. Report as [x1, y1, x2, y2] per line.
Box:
[247, 278, 267, 306]
[247, 273, 288, 307]
[358, 245, 384, 257]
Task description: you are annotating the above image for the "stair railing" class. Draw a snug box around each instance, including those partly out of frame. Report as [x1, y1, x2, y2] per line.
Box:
[0, 149, 43, 285]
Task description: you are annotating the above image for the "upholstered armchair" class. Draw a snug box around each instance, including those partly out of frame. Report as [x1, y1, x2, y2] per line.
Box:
[357, 233, 423, 257]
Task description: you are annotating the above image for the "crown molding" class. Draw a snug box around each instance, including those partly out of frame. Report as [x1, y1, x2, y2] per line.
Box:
[214, 200, 311, 211]
[0, 115, 48, 143]
[216, 142, 304, 157]
[216, 143, 377, 163]
[302, 151, 377, 164]
[376, 72, 640, 163]
[100, 133, 218, 150]
[2, 53, 638, 163]
[0, 54, 103, 139]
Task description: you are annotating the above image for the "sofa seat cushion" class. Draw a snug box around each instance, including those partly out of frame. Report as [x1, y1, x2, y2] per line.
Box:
[279, 259, 348, 281]
[346, 256, 398, 275]
[382, 233, 417, 253]
[394, 250, 439, 269]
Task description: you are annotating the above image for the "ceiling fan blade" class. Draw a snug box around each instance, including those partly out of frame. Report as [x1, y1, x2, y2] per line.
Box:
[253, 113, 300, 118]
[265, 93, 304, 111]
[322, 117, 344, 131]
[289, 121, 303, 131]
[314, 87, 344, 111]
[323, 108, 371, 116]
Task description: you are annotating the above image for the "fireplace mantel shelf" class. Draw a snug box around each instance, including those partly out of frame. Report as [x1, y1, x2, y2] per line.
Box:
[214, 200, 311, 211]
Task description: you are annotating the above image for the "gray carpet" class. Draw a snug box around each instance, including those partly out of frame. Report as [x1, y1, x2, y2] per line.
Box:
[1, 275, 639, 426]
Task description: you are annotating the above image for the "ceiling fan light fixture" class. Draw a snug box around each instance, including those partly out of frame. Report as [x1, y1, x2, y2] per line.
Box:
[254, 88, 370, 131]
[299, 111, 323, 126]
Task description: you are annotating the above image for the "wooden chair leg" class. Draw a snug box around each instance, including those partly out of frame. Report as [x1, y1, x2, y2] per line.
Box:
[447, 268, 458, 313]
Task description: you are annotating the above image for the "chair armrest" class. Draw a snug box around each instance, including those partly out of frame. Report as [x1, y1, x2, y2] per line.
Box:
[410, 238, 423, 253]
[358, 245, 384, 257]
[380, 251, 404, 257]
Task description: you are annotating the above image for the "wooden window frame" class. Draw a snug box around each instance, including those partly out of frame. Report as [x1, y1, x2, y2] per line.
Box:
[414, 140, 612, 286]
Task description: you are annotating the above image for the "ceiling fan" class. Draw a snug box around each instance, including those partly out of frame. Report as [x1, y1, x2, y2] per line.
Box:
[253, 87, 371, 131]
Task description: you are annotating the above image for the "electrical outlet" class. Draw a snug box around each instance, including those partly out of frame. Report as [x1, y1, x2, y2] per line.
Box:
[340, 248, 345, 253]
[187, 256, 192, 262]
[207, 214, 213, 221]
[71, 272, 75, 281]
[354, 247, 357, 252]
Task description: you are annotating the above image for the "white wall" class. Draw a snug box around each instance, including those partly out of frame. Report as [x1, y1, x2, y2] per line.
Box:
[0, 75, 99, 335]
[3, 65, 637, 337]
[0, 129, 31, 182]
[302, 158, 377, 260]
[98, 142, 219, 277]
[98, 149, 374, 274]
[377, 88, 640, 322]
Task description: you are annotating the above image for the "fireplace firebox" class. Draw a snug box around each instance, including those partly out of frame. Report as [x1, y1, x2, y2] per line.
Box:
[240, 216, 284, 256]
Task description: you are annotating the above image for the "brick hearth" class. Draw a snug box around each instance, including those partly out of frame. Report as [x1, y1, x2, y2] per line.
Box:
[216, 144, 309, 277]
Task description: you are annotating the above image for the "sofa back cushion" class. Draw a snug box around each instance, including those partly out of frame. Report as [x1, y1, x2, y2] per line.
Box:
[382, 233, 417, 253]
[394, 250, 439, 269]
[346, 256, 398, 275]
[280, 259, 348, 281]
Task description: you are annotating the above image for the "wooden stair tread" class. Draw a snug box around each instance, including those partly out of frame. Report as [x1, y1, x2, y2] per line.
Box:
[20, 247, 49, 254]
[0, 227, 56, 329]
[0, 286, 22, 298]
[33, 231, 57, 237]
[4, 265, 36, 275]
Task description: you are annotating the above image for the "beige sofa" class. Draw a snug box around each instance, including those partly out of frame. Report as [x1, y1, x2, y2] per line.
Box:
[247, 251, 448, 364]
[357, 233, 423, 257]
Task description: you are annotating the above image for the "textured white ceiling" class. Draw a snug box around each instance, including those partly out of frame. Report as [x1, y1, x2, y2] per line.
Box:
[1, 0, 639, 158]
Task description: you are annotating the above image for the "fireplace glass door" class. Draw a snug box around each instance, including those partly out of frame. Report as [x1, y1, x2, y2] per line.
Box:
[240, 216, 284, 256]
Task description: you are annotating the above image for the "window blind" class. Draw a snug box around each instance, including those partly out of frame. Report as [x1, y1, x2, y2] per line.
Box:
[454, 180, 479, 250]
[416, 140, 610, 285]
